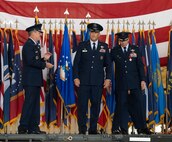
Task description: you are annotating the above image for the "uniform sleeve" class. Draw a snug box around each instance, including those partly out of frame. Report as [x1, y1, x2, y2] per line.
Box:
[73, 42, 82, 79]
[104, 44, 112, 80]
[22, 43, 46, 69]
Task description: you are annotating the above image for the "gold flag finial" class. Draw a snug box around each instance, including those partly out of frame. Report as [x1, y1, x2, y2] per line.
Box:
[34, 6, 39, 14]
[148, 20, 151, 30]
[126, 20, 130, 32]
[69, 20, 72, 31]
[48, 20, 53, 30]
[42, 20, 46, 30]
[34, 6, 39, 24]
[117, 20, 120, 33]
[111, 20, 115, 32]
[15, 19, 19, 29]
[83, 20, 87, 31]
[0, 20, 2, 28]
[170, 21, 172, 29]
[86, 12, 91, 24]
[54, 20, 57, 29]
[122, 20, 125, 31]
[132, 20, 135, 32]
[72, 20, 75, 30]
[64, 8, 69, 24]
[152, 21, 156, 29]
[141, 20, 145, 31]
[80, 20, 84, 31]
[138, 20, 141, 31]
[59, 20, 63, 30]
[107, 20, 110, 32]
[9, 21, 13, 28]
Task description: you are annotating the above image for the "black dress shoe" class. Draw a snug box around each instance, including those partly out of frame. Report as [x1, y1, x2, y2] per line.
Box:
[137, 128, 153, 135]
[120, 128, 128, 135]
[18, 127, 28, 134]
[28, 130, 46, 134]
[79, 130, 86, 134]
[89, 130, 98, 134]
[18, 129, 28, 134]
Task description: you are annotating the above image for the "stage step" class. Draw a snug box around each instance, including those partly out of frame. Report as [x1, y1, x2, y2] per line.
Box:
[0, 134, 172, 142]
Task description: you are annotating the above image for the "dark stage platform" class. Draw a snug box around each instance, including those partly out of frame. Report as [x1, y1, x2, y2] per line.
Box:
[0, 134, 172, 142]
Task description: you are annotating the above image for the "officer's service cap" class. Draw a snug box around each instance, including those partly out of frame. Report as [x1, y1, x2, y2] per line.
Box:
[87, 23, 103, 32]
[116, 32, 131, 41]
[26, 23, 43, 33]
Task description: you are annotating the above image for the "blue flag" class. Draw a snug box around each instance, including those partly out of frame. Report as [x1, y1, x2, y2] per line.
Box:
[151, 30, 165, 124]
[45, 30, 57, 126]
[8, 29, 14, 85]
[55, 24, 75, 115]
[3, 30, 11, 126]
[146, 30, 154, 127]
[131, 30, 136, 45]
[10, 29, 24, 124]
[106, 29, 115, 117]
[84, 28, 90, 41]
[72, 30, 78, 53]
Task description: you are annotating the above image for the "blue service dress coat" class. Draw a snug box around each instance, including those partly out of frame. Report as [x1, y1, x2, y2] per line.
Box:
[73, 40, 111, 85]
[22, 38, 46, 86]
[18, 38, 46, 133]
[111, 44, 145, 90]
[73, 40, 112, 134]
[111, 44, 147, 131]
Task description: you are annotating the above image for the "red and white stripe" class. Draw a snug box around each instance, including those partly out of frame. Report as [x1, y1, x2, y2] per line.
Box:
[1, 0, 171, 66]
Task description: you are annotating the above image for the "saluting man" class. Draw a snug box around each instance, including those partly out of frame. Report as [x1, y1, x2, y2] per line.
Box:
[73, 23, 112, 134]
[18, 23, 53, 134]
[111, 32, 152, 135]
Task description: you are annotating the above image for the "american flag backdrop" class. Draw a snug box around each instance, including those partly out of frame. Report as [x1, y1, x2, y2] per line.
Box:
[0, 0, 172, 134]
[0, 0, 171, 65]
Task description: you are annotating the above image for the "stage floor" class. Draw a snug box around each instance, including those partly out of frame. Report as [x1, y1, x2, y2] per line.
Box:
[0, 134, 172, 142]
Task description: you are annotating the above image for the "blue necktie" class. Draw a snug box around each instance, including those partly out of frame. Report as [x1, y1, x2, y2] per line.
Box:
[123, 47, 127, 55]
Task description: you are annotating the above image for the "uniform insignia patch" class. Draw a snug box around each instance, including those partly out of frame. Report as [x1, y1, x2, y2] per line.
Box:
[36, 56, 39, 60]
[100, 56, 104, 60]
[82, 49, 88, 52]
[99, 49, 106, 53]
[130, 49, 137, 57]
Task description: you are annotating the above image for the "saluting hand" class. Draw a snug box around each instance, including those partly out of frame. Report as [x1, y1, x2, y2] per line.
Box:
[74, 78, 80, 87]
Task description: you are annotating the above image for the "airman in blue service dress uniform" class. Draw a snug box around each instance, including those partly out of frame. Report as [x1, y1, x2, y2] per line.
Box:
[111, 32, 152, 135]
[73, 23, 112, 134]
[18, 23, 53, 134]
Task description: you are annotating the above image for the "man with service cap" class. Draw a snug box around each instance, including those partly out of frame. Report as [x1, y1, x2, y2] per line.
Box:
[73, 23, 111, 134]
[111, 31, 152, 135]
[18, 23, 53, 134]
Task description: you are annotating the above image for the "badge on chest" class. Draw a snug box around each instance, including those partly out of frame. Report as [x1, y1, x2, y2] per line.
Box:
[82, 48, 88, 52]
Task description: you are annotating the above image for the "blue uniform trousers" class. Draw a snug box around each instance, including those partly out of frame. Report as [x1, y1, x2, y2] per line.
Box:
[117, 89, 146, 131]
[19, 86, 40, 132]
[77, 85, 103, 133]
